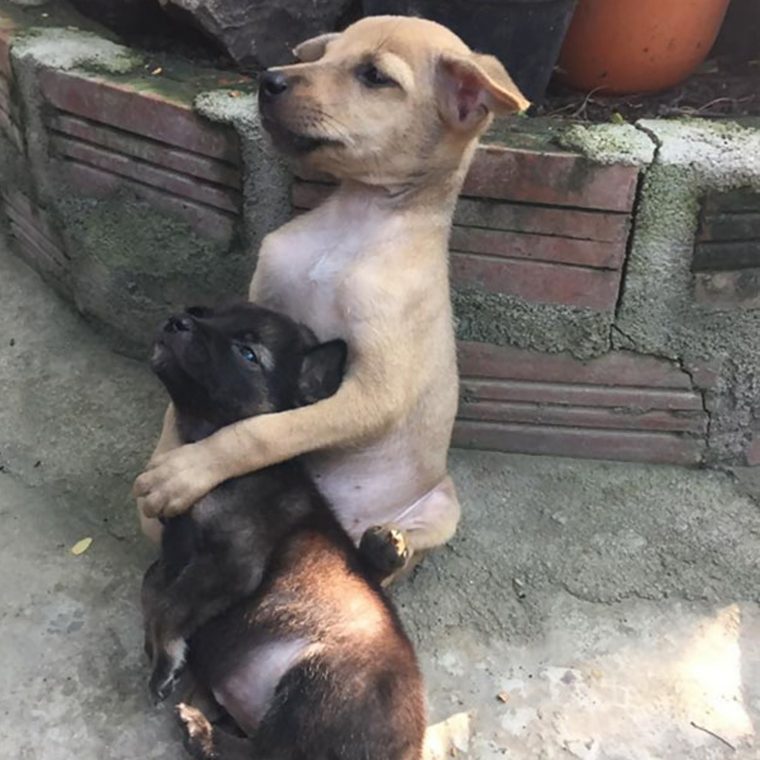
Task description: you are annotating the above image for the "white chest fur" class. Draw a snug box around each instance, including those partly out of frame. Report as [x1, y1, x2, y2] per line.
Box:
[252, 196, 405, 341]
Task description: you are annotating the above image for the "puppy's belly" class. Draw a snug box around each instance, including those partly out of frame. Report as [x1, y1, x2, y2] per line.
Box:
[306, 433, 445, 541]
[211, 638, 316, 734]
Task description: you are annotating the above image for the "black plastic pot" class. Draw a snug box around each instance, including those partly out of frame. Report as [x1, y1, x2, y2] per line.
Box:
[361, 0, 577, 104]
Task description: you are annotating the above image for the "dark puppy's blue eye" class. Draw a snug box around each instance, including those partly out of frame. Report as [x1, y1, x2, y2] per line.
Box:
[237, 345, 258, 363]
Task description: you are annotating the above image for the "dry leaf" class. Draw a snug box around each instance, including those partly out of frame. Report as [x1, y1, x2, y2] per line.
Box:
[610, 111, 625, 124]
[228, 90, 242, 98]
[70, 537, 93, 556]
[496, 690, 510, 703]
[151, 67, 163, 76]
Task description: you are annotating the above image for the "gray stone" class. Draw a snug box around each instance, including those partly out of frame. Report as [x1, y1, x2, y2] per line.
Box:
[158, 0, 352, 67]
[68, 0, 164, 33]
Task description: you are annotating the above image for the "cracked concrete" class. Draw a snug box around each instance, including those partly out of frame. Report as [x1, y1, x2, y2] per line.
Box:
[2, 234, 760, 759]
[564, 118, 760, 466]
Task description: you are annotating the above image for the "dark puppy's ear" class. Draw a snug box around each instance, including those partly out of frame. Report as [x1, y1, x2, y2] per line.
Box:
[297, 340, 347, 405]
[296, 322, 318, 347]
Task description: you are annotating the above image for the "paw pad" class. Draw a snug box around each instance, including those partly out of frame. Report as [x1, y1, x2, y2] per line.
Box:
[359, 525, 410, 578]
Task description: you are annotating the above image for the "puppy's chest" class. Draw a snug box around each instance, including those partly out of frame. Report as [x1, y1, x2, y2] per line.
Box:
[261, 225, 371, 339]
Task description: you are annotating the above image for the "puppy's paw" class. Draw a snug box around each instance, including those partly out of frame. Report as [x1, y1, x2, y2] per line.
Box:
[177, 703, 215, 758]
[359, 525, 410, 579]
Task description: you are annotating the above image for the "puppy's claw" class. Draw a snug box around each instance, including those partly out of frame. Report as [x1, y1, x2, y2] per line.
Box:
[359, 525, 410, 579]
[178, 703, 216, 758]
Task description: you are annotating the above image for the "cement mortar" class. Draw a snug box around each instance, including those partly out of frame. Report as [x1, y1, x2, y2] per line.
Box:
[11, 26, 142, 74]
[614, 120, 760, 464]
[453, 288, 612, 359]
[558, 122, 657, 167]
[194, 90, 292, 255]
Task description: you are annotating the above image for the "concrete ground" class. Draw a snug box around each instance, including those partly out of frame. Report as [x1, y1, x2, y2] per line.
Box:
[1, 235, 759, 760]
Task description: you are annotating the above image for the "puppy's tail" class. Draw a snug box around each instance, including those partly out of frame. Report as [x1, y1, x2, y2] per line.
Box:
[423, 711, 473, 759]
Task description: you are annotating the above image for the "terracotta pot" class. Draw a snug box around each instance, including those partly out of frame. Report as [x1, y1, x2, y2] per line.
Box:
[557, 0, 731, 94]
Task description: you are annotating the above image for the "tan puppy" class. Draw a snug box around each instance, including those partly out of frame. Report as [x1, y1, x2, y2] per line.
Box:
[134, 16, 529, 567]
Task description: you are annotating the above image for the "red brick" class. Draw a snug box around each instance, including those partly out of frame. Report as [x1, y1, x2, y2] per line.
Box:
[0, 71, 10, 107]
[39, 69, 240, 163]
[698, 213, 760, 243]
[0, 102, 21, 149]
[694, 269, 760, 310]
[50, 114, 242, 190]
[450, 226, 625, 270]
[452, 420, 704, 466]
[292, 176, 637, 240]
[60, 161, 236, 242]
[454, 197, 631, 243]
[460, 377, 704, 411]
[0, 12, 15, 81]
[685, 358, 722, 391]
[746, 434, 760, 466]
[3, 190, 69, 266]
[458, 400, 706, 434]
[292, 146, 640, 215]
[464, 145, 639, 212]
[451, 251, 621, 310]
[8, 219, 69, 279]
[50, 135, 241, 213]
[457, 342, 694, 389]
[2, 190, 70, 285]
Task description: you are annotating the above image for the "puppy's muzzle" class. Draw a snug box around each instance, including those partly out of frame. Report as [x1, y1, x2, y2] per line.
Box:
[259, 70, 289, 103]
[163, 315, 193, 334]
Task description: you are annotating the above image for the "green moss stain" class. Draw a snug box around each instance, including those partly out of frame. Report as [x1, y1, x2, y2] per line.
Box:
[13, 27, 142, 75]
[52, 189, 251, 354]
[558, 123, 656, 167]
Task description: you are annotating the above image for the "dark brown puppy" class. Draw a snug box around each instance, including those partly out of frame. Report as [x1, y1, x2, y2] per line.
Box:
[141, 303, 426, 760]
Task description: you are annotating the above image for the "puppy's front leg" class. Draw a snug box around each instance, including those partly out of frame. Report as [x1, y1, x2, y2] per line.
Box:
[139, 403, 181, 543]
[135, 332, 413, 518]
[149, 554, 264, 701]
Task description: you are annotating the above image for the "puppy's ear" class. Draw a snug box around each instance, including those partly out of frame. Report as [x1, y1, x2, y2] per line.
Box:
[437, 53, 530, 132]
[297, 340, 347, 405]
[292, 32, 340, 62]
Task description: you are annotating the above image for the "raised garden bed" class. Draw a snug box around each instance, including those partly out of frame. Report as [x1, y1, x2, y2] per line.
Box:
[2, 1, 760, 468]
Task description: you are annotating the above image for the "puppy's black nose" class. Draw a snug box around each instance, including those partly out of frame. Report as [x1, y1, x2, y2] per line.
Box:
[164, 315, 193, 333]
[259, 71, 289, 100]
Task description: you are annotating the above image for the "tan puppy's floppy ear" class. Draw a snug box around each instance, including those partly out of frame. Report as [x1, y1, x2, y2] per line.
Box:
[437, 53, 530, 131]
[292, 32, 340, 62]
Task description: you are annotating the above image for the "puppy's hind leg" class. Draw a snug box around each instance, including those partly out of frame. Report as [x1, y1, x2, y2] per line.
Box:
[150, 633, 188, 703]
[400, 475, 461, 554]
[361, 475, 461, 584]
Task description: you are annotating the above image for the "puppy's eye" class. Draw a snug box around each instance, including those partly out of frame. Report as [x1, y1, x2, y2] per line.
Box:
[356, 63, 396, 89]
[237, 345, 258, 363]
